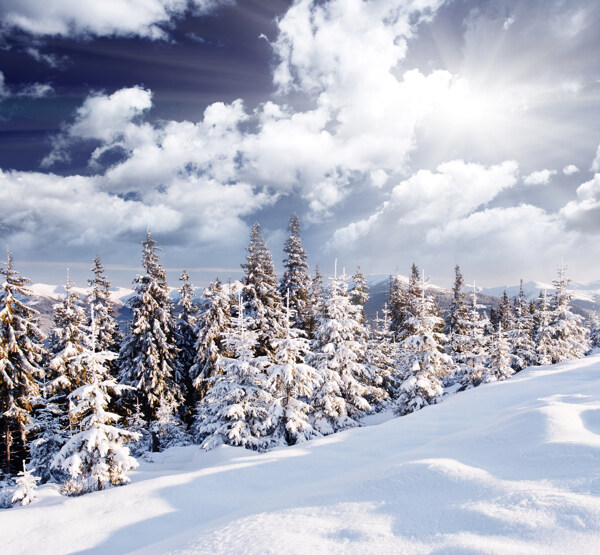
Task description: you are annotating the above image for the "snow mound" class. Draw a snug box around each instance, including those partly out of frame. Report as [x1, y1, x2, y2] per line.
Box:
[4, 356, 600, 553]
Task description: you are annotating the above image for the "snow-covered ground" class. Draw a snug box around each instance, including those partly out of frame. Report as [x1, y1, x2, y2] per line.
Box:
[5, 355, 600, 554]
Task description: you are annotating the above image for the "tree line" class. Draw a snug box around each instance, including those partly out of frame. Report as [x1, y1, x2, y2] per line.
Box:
[0, 214, 595, 505]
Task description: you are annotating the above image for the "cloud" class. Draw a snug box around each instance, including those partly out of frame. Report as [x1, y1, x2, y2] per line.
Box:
[0, 70, 53, 100]
[563, 164, 580, 175]
[592, 145, 600, 172]
[523, 169, 557, 186]
[329, 159, 519, 251]
[0, 0, 234, 40]
[560, 173, 600, 232]
[0, 168, 271, 254]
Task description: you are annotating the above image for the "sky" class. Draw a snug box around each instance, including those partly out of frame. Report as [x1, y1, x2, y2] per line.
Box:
[1, 0, 600, 289]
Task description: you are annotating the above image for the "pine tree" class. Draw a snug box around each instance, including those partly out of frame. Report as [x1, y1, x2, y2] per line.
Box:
[118, 231, 182, 428]
[47, 272, 88, 397]
[482, 324, 514, 383]
[532, 290, 553, 366]
[395, 272, 452, 415]
[190, 278, 231, 402]
[54, 312, 139, 494]
[508, 279, 536, 371]
[87, 255, 121, 358]
[268, 293, 319, 446]
[242, 223, 286, 358]
[194, 297, 272, 451]
[547, 263, 590, 362]
[175, 269, 198, 416]
[0, 250, 46, 475]
[279, 214, 312, 331]
[309, 270, 374, 434]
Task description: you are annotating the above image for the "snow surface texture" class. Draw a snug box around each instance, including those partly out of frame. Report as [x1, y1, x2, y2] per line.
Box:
[5, 355, 600, 553]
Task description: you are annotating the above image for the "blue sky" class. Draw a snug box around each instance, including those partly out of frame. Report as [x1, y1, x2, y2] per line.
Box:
[1, 0, 600, 288]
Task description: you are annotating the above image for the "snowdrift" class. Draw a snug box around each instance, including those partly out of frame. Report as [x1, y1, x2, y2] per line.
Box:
[4, 355, 600, 554]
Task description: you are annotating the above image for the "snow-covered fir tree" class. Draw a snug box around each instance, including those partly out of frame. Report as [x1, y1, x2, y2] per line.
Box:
[508, 280, 536, 371]
[306, 266, 324, 340]
[482, 324, 514, 383]
[532, 290, 553, 366]
[497, 291, 514, 331]
[365, 305, 397, 401]
[10, 463, 40, 506]
[190, 278, 231, 402]
[309, 268, 376, 434]
[125, 402, 152, 457]
[47, 272, 88, 397]
[588, 311, 600, 349]
[547, 263, 589, 362]
[0, 250, 46, 475]
[151, 397, 191, 450]
[194, 297, 272, 451]
[118, 231, 182, 429]
[279, 213, 312, 332]
[456, 286, 489, 390]
[388, 274, 409, 342]
[87, 255, 121, 358]
[350, 266, 369, 322]
[268, 293, 319, 446]
[54, 312, 139, 494]
[175, 269, 198, 415]
[395, 272, 453, 415]
[242, 223, 286, 358]
[444, 266, 471, 380]
[27, 396, 68, 484]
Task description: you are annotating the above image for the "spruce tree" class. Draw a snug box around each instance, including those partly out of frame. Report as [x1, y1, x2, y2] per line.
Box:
[242, 223, 286, 358]
[279, 214, 312, 331]
[0, 250, 46, 475]
[395, 272, 452, 415]
[190, 278, 231, 401]
[10, 464, 40, 506]
[118, 231, 182, 432]
[87, 255, 121, 358]
[268, 294, 319, 446]
[54, 311, 139, 495]
[547, 263, 589, 362]
[194, 297, 273, 451]
[388, 275, 408, 341]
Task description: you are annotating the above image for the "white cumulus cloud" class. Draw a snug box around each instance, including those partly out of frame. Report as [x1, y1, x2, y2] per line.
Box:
[523, 169, 557, 186]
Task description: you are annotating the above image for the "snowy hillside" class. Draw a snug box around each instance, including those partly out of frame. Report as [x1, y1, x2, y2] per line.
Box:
[480, 280, 600, 306]
[4, 355, 600, 553]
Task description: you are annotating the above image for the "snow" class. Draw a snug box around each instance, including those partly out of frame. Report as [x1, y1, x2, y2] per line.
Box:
[480, 280, 600, 304]
[5, 355, 600, 553]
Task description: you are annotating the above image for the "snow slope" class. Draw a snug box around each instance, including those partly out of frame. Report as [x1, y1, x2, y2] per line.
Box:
[5, 355, 600, 553]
